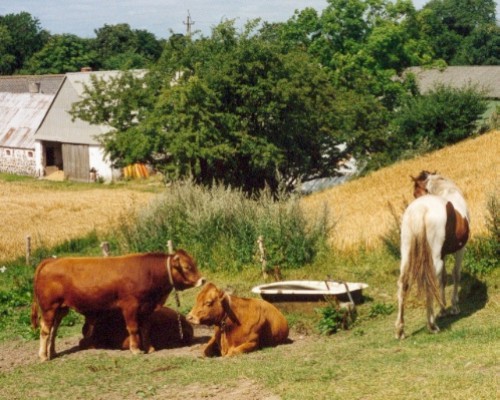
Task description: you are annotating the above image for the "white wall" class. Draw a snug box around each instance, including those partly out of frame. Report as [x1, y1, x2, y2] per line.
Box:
[89, 145, 120, 182]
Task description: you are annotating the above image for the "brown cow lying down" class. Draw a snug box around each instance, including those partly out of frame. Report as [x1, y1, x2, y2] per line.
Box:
[32, 250, 204, 361]
[187, 282, 289, 357]
[79, 306, 193, 350]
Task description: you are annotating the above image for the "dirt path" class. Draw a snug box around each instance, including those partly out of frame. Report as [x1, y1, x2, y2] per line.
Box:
[0, 326, 311, 399]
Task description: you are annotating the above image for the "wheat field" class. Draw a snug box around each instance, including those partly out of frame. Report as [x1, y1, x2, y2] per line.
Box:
[0, 182, 157, 262]
[0, 131, 498, 261]
[302, 130, 500, 250]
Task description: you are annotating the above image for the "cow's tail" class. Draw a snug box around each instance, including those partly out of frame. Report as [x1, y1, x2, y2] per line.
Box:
[405, 219, 443, 308]
[31, 298, 39, 329]
[31, 259, 49, 330]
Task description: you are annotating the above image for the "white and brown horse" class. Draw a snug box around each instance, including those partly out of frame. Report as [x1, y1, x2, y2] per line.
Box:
[395, 171, 470, 339]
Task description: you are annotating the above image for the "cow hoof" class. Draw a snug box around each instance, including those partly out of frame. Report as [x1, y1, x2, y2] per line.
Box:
[147, 346, 156, 354]
[130, 348, 144, 355]
[428, 324, 440, 334]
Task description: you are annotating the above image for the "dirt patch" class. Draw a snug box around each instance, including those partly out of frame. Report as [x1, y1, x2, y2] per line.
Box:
[0, 326, 312, 399]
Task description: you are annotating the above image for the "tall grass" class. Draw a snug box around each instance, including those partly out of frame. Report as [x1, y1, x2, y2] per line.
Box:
[114, 180, 331, 272]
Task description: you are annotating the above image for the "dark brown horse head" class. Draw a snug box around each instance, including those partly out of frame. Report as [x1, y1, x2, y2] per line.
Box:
[410, 170, 437, 198]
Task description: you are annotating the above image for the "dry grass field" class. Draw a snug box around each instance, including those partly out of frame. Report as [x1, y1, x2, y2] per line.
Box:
[0, 180, 158, 262]
[303, 130, 499, 250]
[0, 130, 498, 261]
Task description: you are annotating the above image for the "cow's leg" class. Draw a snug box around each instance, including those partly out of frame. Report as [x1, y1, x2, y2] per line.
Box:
[47, 307, 68, 359]
[225, 340, 259, 356]
[39, 310, 54, 361]
[140, 315, 154, 354]
[122, 306, 143, 355]
[203, 328, 222, 357]
[450, 249, 463, 315]
[79, 314, 97, 349]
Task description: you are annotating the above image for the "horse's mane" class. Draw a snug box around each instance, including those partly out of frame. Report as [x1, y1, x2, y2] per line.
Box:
[425, 173, 463, 197]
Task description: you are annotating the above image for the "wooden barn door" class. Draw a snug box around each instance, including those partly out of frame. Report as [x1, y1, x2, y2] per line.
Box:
[62, 144, 90, 181]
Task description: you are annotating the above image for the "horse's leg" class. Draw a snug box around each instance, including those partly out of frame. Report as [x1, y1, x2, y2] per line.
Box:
[450, 248, 464, 315]
[48, 307, 68, 359]
[122, 304, 143, 355]
[395, 247, 409, 339]
[437, 259, 447, 318]
[428, 252, 444, 333]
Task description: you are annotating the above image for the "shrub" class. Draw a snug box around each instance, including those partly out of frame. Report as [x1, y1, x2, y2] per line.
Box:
[392, 83, 488, 151]
[114, 180, 331, 272]
[464, 193, 499, 276]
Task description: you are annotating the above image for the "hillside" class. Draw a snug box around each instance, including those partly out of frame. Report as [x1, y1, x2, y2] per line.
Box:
[302, 130, 499, 250]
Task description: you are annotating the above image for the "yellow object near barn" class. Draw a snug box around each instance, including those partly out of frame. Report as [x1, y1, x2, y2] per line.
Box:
[123, 163, 149, 179]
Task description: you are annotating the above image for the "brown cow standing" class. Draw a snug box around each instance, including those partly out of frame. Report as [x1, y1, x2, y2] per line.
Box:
[79, 306, 193, 350]
[187, 282, 289, 357]
[31, 250, 204, 361]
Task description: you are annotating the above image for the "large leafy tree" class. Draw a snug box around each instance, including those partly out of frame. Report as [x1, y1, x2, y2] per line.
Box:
[419, 0, 498, 64]
[71, 21, 357, 192]
[22, 34, 98, 74]
[93, 23, 163, 69]
[0, 11, 49, 74]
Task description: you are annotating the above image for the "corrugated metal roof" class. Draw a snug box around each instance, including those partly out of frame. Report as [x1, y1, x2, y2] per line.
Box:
[0, 92, 55, 149]
[405, 66, 500, 98]
[0, 75, 64, 94]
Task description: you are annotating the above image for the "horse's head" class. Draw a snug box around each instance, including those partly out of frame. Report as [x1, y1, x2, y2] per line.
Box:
[410, 170, 436, 198]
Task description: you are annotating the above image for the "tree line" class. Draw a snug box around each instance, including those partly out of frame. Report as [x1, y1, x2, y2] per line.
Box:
[1, 0, 499, 192]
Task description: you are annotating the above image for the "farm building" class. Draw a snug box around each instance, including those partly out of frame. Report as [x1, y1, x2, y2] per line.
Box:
[0, 70, 145, 182]
[0, 75, 63, 177]
[34, 70, 131, 182]
[405, 66, 500, 119]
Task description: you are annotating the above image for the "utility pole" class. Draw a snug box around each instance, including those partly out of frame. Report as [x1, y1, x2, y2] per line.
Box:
[183, 10, 195, 36]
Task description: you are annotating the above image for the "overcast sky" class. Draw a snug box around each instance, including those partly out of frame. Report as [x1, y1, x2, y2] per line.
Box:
[0, 0, 444, 39]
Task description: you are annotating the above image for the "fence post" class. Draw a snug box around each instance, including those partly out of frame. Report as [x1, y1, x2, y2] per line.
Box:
[100, 242, 110, 256]
[257, 235, 269, 279]
[25, 235, 31, 265]
[167, 240, 174, 254]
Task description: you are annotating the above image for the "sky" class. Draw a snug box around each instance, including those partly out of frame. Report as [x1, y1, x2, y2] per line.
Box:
[0, 0, 437, 39]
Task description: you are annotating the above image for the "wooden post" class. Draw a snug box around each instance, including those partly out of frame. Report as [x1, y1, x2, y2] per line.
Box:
[167, 240, 174, 254]
[25, 235, 31, 265]
[100, 242, 110, 256]
[257, 235, 268, 279]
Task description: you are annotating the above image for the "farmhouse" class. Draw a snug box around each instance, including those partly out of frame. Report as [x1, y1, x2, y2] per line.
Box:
[405, 66, 500, 118]
[0, 70, 145, 182]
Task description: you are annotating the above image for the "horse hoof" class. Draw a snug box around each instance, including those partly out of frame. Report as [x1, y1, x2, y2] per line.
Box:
[450, 306, 460, 315]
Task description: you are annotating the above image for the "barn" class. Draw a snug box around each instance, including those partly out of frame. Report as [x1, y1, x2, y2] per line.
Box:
[34, 70, 129, 182]
[0, 70, 142, 182]
[0, 75, 63, 177]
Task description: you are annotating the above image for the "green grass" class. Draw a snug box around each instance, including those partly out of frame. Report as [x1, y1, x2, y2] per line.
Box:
[1, 245, 497, 399]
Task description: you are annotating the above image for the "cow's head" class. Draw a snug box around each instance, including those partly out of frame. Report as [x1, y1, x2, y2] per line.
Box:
[168, 249, 205, 290]
[186, 283, 228, 326]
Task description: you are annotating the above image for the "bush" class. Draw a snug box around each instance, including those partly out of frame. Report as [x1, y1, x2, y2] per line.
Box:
[464, 194, 499, 276]
[392, 83, 488, 151]
[114, 180, 331, 272]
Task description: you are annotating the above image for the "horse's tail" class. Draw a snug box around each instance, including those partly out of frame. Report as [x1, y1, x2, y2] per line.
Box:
[404, 220, 443, 307]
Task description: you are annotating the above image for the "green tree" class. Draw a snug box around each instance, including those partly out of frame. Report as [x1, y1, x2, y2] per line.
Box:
[0, 25, 15, 74]
[22, 34, 97, 74]
[391, 83, 488, 150]
[418, 0, 497, 64]
[93, 23, 162, 69]
[71, 22, 353, 192]
[0, 11, 49, 74]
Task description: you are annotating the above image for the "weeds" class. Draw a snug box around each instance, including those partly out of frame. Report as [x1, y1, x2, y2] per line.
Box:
[114, 180, 331, 272]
